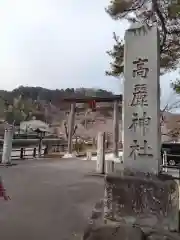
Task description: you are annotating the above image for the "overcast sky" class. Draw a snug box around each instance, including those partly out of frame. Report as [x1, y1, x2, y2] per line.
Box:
[0, 0, 177, 105]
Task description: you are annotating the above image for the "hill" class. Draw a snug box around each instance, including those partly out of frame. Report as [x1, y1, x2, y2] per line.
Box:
[0, 86, 115, 125]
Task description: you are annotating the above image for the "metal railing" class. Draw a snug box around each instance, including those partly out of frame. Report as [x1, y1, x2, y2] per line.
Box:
[162, 151, 180, 180]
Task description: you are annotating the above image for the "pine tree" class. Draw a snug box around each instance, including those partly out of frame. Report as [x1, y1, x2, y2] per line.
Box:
[106, 0, 180, 78]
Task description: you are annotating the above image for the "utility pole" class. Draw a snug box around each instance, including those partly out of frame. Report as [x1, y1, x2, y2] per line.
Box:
[113, 100, 119, 158]
[67, 103, 76, 154]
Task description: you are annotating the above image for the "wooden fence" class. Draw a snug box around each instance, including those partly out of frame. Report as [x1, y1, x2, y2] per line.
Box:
[0, 143, 68, 161]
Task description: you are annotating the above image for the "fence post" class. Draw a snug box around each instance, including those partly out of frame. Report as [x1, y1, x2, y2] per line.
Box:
[20, 148, 24, 159]
[44, 146, 48, 155]
[33, 148, 36, 158]
[62, 145, 65, 152]
[38, 137, 42, 158]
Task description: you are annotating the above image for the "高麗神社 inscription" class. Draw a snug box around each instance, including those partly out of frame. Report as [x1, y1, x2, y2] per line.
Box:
[128, 112, 151, 136]
[132, 58, 149, 78]
[129, 140, 153, 161]
[123, 24, 161, 174]
[128, 56, 153, 163]
[131, 84, 148, 106]
[129, 57, 153, 160]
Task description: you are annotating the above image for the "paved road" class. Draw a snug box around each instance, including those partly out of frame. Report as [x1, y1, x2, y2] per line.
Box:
[0, 159, 104, 240]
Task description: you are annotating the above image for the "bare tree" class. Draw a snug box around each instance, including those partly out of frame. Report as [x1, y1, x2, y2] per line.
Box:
[161, 97, 180, 141]
[64, 121, 78, 140]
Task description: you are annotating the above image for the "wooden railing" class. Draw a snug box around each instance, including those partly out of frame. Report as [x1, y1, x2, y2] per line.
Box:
[0, 143, 68, 161]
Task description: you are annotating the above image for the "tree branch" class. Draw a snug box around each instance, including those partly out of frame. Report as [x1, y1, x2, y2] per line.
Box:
[152, 0, 167, 53]
[106, 0, 146, 19]
[121, 0, 146, 13]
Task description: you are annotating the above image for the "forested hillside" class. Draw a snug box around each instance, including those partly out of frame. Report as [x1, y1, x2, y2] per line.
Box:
[0, 86, 114, 125]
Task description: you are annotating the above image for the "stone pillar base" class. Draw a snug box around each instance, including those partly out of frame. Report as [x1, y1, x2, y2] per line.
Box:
[83, 224, 144, 240]
[83, 223, 180, 240]
[104, 173, 179, 232]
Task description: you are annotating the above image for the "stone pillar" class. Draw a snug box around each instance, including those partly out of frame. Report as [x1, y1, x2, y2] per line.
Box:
[2, 126, 13, 164]
[105, 160, 114, 174]
[96, 132, 105, 174]
[123, 23, 161, 174]
[113, 100, 119, 158]
[86, 151, 92, 161]
[121, 109, 124, 145]
[67, 103, 76, 154]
